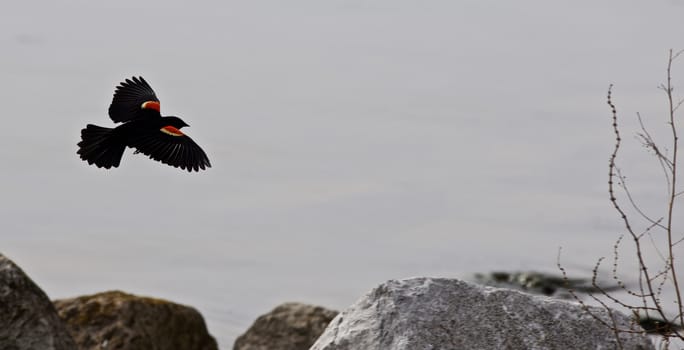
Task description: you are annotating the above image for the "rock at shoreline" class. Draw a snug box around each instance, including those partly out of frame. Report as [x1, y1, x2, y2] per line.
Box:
[54, 291, 218, 350]
[473, 270, 620, 298]
[311, 277, 654, 350]
[233, 302, 338, 350]
[0, 254, 77, 350]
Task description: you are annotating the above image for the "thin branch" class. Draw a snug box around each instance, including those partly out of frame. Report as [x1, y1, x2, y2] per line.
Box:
[674, 97, 684, 113]
[594, 256, 657, 310]
[637, 112, 674, 169]
[607, 85, 663, 314]
[559, 50, 684, 344]
[644, 219, 668, 264]
[637, 112, 674, 191]
[663, 49, 684, 330]
[615, 167, 667, 230]
[557, 251, 649, 340]
[673, 236, 684, 247]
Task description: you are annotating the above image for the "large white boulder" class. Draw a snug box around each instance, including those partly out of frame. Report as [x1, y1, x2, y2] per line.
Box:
[311, 278, 653, 350]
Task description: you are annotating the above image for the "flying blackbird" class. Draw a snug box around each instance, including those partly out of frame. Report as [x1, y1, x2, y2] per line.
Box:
[77, 76, 211, 172]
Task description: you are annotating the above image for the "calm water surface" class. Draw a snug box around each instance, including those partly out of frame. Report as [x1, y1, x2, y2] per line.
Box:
[2, 1, 683, 347]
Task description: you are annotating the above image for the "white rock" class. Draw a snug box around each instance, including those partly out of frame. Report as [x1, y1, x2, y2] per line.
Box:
[310, 277, 653, 350]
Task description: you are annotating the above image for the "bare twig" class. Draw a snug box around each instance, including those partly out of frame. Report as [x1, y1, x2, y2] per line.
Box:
[607, 85, 666, 321]
[637, 112, 674, 188]
[559, 50, 684, 344]
[615, 167, 666, 231]
[663, 49, 684, 330]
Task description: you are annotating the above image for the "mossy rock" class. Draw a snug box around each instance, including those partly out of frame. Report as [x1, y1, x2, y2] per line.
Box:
[54, 290, 217, 350]
[473, 271, 618, 297]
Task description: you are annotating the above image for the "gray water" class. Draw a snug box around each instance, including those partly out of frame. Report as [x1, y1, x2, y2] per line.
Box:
[2, 1, 684, 347]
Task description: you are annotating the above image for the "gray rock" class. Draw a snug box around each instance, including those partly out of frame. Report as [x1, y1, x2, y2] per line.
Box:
[54, 290, 217, 350]
[233, 302, 338, 350]
[311, 277, 654, 350]
[0, 253, 77, 350]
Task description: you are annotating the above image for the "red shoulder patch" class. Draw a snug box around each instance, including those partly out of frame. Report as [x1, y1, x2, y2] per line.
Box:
[160, 125, 184, 136]
[141, 101, 161, 112]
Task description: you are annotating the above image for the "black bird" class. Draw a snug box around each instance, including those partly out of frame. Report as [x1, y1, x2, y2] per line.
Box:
[77, 76, 211, 172]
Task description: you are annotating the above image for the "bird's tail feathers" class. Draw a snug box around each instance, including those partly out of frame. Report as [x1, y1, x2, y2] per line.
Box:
[77, 124, 126, 169]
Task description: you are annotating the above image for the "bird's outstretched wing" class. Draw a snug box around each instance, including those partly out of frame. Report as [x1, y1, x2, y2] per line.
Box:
[129, 126, 211, 172]
[108, 76, 161, 123]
